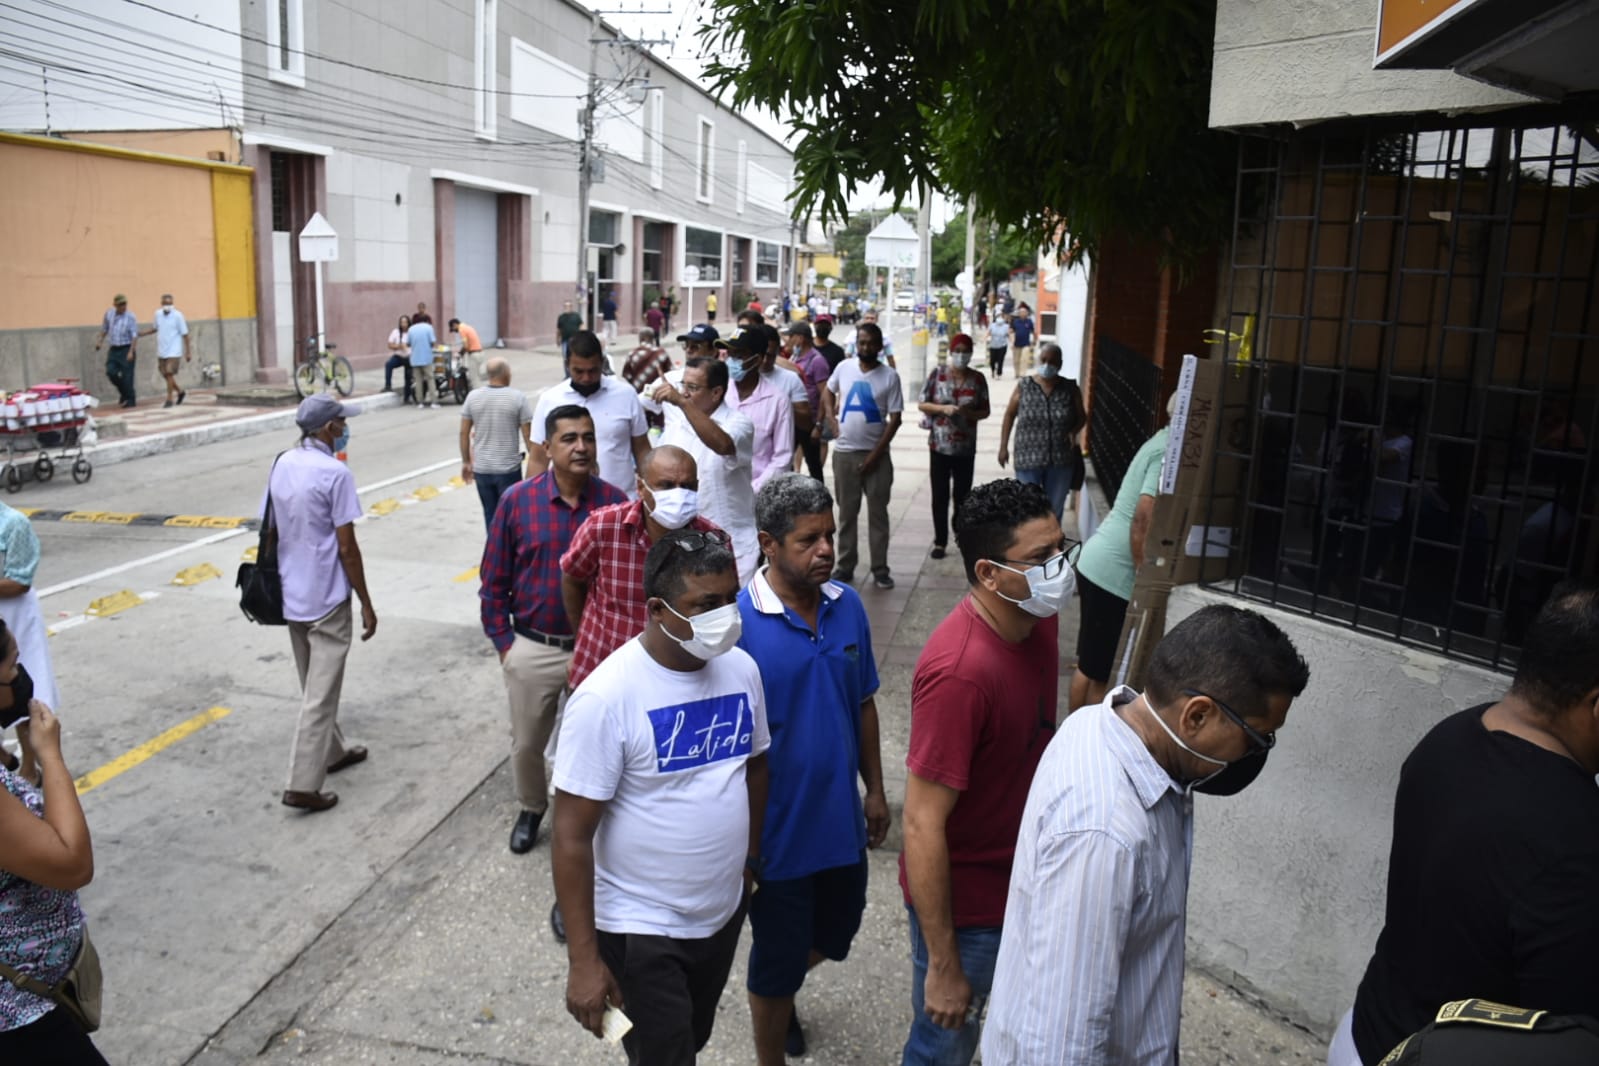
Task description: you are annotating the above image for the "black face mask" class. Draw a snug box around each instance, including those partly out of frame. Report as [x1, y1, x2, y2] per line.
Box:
[571, 378, 602, 397]
[0, 665, 35, 729]
[1191, 747, 1269, 796]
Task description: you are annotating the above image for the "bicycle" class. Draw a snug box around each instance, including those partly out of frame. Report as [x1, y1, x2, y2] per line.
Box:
[294, 336, 354, 399]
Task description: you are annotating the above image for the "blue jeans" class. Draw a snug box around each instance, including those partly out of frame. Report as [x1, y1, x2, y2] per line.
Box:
[1017, 466, 1072, 522]
[901, 907, 1002, 1066]
[105, 345, 136, 405]
[475, 469, 522, 528]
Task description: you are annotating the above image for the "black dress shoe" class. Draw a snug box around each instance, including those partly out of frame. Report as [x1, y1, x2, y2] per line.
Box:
[786, 1007, 807, 1057]
[281, 790, 338, 812]
[550, 902, 567, 944]
[509, 809, 543, 854]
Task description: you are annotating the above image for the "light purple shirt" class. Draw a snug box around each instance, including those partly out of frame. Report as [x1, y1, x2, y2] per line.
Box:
[266, 440, 362, 622]
[730, 371, 795, 493]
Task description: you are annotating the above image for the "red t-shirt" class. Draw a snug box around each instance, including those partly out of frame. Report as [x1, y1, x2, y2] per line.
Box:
[899, 597, 1059, 927]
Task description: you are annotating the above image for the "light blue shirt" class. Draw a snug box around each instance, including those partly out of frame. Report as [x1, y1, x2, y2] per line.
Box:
[0, 502, 41, 585]
[407, 321, 437, 367]
[154, 306, 189, 358]
[265, 441, 363, 622]
[981, 687, 1192, 1066]
[102, 308, 137, 346]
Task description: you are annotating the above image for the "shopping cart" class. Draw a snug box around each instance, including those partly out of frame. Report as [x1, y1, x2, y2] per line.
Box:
[0, 380, 96, 491]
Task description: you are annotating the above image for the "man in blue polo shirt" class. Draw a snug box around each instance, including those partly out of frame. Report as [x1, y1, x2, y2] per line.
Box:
[737, 472, 890, 1064]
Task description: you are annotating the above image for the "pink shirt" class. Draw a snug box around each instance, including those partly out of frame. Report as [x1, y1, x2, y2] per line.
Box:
[730, 372, 795, 492]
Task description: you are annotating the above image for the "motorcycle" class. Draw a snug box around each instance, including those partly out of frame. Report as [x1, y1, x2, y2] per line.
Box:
[432, 345, 471, 404]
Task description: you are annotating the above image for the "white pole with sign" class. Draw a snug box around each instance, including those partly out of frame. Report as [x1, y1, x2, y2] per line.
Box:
[297, 212, 339, 356]
[682, 264, 700, 328]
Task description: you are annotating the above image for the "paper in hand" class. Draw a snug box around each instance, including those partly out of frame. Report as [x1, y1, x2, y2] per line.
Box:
[601, 1005, 633, 1044]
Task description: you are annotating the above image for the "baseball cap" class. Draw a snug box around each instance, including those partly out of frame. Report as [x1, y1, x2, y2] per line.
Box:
[715, 328, 764, 353]
[113, 293, 127, 304]
[783, 321, 813, 339]
[296, 393, 361, 433]
[950, 332, 974, 351]
[676, 324, 720, 345]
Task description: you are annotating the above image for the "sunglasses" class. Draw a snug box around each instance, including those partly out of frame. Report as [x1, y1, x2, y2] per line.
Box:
[665, 529, 732, 553]
[1183, 688, 1276, 753]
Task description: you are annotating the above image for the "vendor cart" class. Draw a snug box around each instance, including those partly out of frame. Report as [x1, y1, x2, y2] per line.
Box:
[0, 380, 95, 491]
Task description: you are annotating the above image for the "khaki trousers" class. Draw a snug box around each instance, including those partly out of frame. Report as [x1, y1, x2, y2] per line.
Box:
[832, 449, 894, 578]
[501, 634, 571, 813]
[286, 600, 353, 793]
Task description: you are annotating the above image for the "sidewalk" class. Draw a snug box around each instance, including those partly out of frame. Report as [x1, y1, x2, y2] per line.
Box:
[189, 347, 1325, 1065]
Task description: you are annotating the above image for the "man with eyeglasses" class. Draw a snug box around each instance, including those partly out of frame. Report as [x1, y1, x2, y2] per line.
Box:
[676, 323, 719, 360]
[899, 479, 1071, 1066]
[981, 604, 1309, 1066]
[481, 404, 627, 855]
[553, 528, 770, 1065]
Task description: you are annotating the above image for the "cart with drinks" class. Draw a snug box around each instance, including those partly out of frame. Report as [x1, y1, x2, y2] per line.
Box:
[0, 380, 96, 491]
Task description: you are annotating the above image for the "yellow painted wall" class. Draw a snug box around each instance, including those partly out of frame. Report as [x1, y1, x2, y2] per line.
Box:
[60, 129, 239, 163]
[0, 134, 254, 331]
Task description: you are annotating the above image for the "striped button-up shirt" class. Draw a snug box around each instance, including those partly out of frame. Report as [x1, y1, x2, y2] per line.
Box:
[981, 686, 1193, 1066]
[102, 308, 137, 346]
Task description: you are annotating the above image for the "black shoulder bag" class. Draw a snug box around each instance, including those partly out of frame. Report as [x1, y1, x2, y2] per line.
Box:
[237, 453, 287, 626]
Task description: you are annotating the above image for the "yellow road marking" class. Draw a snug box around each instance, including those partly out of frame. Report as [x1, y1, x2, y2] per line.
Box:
[369, 498, 400, 516]
[75, 706, 232, 796]
[452, 566, 480, 583]
[85, 589, 143, 617]
[172, 563, 222, 586]
[447, 475, 466, 488]
[412, 485, 440, 501]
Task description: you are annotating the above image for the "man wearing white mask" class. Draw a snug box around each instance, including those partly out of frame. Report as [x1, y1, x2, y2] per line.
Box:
[560, 445, 724, 692]
[981, 604, 1307, 1066]
[899, 479, 1073, 1066]
[553, 528, 770, 1065]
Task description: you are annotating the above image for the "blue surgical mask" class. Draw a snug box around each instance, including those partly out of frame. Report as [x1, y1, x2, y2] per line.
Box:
[1036, 363, 1059, 380]
[333, 426, 350, 453]
[727, 357, 749, 383]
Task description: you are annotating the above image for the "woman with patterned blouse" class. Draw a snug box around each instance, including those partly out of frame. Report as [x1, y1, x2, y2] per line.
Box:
[997, 342, 1086, 521]
[917, 333, 991, 559]
[0, 620, 104, 1063]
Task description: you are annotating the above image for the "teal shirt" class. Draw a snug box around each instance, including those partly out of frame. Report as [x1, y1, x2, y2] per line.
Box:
[1076, 428, 1168, 600]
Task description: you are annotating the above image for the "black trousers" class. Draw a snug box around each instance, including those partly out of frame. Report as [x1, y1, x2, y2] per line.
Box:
[799, 432, 825, 480]
[597, 898, 747, 1066]
[988, 345, 1007, 376]
[929, 450, 976, 547]
[0, 1007, 110, 1065]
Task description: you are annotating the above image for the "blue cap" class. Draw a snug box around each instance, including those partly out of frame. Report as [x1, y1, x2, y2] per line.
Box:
[676, 324, 720, 344]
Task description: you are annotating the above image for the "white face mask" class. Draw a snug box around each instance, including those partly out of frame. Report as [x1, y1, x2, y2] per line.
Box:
[661, 601, 743, 661]
[950, 350, 971, 368]
[990, 554, 1075, 618]
[1036, 363, 1059, 379]
[1138, 697, 1231, 793]
[643, 486, 699, 530]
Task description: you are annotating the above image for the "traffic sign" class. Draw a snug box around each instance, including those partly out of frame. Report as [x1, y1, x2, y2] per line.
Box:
[804, 267, 818, 285]
[297, 212, 339, 263]
[823, 277, 837, 290]
[683, 265, 701, 284]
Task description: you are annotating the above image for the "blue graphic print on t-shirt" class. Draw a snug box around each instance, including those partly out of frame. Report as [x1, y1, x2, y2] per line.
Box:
[648, 693, 756, 773]
[841, 381, 884, 424]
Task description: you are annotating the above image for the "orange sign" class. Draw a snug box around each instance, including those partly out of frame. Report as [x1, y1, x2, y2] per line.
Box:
[1376, 0, 1481, 62]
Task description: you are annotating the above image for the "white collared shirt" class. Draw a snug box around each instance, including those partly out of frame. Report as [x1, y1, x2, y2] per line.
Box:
[531, 376, 648, 499]
[658, 397, 757, 583]
[981, 686, 1193, 1066]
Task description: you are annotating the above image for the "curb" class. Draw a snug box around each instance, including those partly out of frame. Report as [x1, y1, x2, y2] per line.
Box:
[88, 392, 404, 468]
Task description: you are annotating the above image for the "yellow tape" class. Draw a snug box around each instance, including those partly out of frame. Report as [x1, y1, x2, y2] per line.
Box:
[75, 706, 232, 795]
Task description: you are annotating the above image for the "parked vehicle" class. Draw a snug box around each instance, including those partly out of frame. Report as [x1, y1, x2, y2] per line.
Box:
[893, 289, 916, 312]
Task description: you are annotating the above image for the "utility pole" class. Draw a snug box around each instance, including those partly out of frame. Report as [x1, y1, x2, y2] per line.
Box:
[963, 195, 975, 327]
[915, 186, 933, 386]
[575, 8, 600, 327]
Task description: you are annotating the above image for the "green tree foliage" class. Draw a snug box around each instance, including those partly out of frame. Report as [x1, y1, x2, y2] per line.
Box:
[699, 0, 1233, 263]
[930, 211, 1036, 287]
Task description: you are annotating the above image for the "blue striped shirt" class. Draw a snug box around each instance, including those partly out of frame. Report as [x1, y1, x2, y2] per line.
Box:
[102, 308, 137, 346]
[981, 687, 1192, 1066]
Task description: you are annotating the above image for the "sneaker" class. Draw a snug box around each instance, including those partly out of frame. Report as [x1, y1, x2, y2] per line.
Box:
[930, 544, 947, 559]
[163, 399, 174, 408]
[176, 390, 186, 405]
[873, 573, 895, 590]
[831, 569, 854, 584]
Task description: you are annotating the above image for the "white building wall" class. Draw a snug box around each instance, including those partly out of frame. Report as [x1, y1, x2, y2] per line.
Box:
[1209, 0, 1534, 129]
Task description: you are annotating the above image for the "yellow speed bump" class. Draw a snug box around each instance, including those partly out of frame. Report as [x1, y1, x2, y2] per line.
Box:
[447, 475, 466, 488]
[75, 706, 232, 796]
[369, 499, 401, 517]
[241, 546, 258, 562]
[412, 485, 440, 501]
[172, 563, 222, 587]
[85, 589, 143, 618]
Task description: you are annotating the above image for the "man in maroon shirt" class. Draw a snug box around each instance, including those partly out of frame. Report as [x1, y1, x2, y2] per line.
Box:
[899, 478, 1073, 1065]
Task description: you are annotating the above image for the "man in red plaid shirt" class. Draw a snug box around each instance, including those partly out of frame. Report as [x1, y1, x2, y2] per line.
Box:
[480, 404, 627, 856]
[560, 445, 723, 690]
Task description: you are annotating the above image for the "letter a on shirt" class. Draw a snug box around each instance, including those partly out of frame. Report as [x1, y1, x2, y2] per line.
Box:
[841, 381, 884, 424]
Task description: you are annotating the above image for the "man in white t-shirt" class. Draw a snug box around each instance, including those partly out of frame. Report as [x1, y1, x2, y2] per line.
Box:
[531, 331, 650, 498]
[141, 293, 191, 408]
[553, 528, 770, 1064]
[820, 322, 904, 589]
[652, 357, 759, 583]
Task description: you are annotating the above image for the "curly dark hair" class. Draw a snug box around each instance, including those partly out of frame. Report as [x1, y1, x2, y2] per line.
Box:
[953, 478, 1055, 585]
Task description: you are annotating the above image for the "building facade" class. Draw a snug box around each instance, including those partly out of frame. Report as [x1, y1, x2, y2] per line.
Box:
[1173, 0, 1599, 1040]
[0, 0, 797, 387]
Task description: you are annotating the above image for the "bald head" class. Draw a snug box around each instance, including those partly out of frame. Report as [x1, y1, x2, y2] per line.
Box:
[638, 445, 698, 496]
[485, 356, 511, 384]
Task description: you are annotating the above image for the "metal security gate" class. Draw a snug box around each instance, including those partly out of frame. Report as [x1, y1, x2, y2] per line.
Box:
[454, 188, 499, 344]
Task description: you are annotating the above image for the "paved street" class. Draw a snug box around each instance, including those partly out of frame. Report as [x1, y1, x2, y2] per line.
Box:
[26, 329, 1322, 1065]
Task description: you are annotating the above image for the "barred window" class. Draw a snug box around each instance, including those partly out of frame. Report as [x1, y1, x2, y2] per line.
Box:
[1202, 117, 1599, 671]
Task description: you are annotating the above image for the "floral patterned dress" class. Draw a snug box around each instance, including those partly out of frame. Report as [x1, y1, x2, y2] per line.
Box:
[0, 765, 85, 1031]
